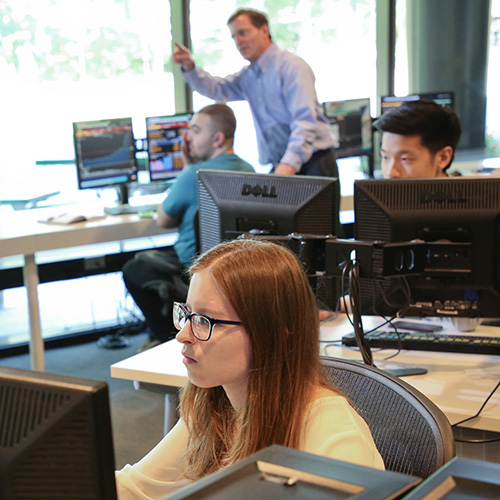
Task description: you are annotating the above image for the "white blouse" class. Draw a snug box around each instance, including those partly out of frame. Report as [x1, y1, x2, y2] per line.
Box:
[115, 395, 384, 500]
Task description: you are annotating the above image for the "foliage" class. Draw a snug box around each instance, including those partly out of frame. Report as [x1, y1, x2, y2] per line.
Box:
[0, 0, 168, 82]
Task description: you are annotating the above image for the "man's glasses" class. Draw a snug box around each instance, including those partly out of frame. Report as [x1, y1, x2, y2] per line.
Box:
[173, 302, 242, 341]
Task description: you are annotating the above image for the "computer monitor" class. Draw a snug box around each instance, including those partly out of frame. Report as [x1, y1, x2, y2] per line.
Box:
[197, 170, 341, 311]
[73, 117, 138, 205]
[146, 112, 193, 182]
[0, 366, 117, 500]
[380, 91, 455, 114]
[323, 98, 373, 159]
[353, 176, 500, 319]
[197, 170, 340, 253]
[166, 445, 419, 500]
[403, 456, 500, 499]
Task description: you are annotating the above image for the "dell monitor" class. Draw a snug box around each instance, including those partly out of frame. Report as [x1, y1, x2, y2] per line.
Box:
[380, 91, 455, 115]
[197, 170, 340, 253]
[353, 176, 500, 319]
[73, 117, 138, 205]
[146, 112, 193, 182]
[0, 366, 117, 500]
[323, 98, 373, 159]
[166, 445, 419, 500]
[197, 170, 341, 311]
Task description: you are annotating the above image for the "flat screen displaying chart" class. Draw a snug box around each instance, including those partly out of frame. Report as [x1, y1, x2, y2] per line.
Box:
[380, 91, 454, 114]
[146, 113, 193, 181]
[323, 98, 372, 159]
[73, 117, 138, 190]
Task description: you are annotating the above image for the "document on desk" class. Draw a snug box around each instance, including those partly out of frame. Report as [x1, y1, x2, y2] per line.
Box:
[38, 212, 107, 225]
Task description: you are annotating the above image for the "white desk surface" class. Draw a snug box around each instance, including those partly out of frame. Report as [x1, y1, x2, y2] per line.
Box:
[112, 340, 187, 388]
[0, 205, 170, 259]
[0, 205, 175, 371]
[320, 316, 500, 433]
[111, 315, 500, 433]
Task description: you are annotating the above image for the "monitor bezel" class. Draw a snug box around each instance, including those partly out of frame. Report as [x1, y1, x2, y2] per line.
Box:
[73, 116, 138, 194]
[353, 176, 500, 318]
[197, 169, 341, 254]
[323, 97, 373, 160]
[145, 112, 193, 182]
[379, 91, 455, 115]
[0, 366, 117, 500]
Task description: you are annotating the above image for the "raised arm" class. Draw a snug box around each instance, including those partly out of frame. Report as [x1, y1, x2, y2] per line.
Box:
[172, 40, 246, 102]
[173, 41, 195, 71]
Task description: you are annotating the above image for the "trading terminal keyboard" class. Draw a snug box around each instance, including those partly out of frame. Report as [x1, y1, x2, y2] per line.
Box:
[341, 330, 500, 355]
[104, 203, 159, 215]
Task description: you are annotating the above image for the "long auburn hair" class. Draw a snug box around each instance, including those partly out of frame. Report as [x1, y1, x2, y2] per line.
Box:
[179, 238, 331, 480]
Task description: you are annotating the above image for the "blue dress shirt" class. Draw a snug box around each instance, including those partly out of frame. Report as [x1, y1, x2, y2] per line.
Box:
[183, 44, 334, 172]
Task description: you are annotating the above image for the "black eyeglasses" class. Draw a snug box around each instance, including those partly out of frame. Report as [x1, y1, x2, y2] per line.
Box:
[173, 302, 242, 341]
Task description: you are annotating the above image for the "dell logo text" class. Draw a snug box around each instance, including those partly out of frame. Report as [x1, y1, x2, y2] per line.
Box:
[420, 190, 466, 204]
[241, 184, 278, 198]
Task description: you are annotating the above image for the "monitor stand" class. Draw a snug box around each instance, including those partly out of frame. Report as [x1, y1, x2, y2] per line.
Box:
[103, 184, 136, 215]
[349, 295, 428, 377]
[385, 367, 428, 377]
[119, 184, 130, 205]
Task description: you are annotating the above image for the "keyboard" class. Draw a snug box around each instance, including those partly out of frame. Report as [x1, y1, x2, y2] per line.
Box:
[104, 203, 159, 215]
[342, 329, 500, 355]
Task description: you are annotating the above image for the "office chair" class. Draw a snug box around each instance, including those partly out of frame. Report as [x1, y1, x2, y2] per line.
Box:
[321, 356, 455, 478]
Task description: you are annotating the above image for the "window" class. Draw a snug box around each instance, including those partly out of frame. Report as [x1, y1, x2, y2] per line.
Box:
[0, 0, 175, 191]
[394, 0, 499, 158]
[0, 0, 177, 349]
[487, 0, 500, 156]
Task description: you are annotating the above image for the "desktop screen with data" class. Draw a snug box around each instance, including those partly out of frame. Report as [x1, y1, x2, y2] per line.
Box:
[73, 117, 137, 190]
[380, 91, 455, 114]
[146, 113, 193, 181]
[323, 98, 372, 159]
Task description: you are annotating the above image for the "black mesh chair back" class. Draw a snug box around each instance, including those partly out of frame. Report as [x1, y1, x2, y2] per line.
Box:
[321, 356, 455, 478]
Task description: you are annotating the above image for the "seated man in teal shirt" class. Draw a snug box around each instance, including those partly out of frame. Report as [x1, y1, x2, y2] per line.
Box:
[123, 104, 254, 350]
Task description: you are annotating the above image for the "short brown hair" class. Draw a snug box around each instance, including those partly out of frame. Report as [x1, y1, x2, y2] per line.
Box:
[198, 103, 236, 141]
[227, 8, 272, 41]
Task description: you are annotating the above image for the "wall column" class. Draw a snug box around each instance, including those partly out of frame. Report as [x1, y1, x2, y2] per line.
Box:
[406, 0, 491, 150]
[170, 0, 193, 113]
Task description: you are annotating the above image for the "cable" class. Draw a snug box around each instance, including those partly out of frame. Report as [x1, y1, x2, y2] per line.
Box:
[452, 379, 500, 443]
[372, 276, 411, 318]
[452, 379, 500, 427]
[347, 260, 374, 366]
[336, 259, 401, 366]
[379, 316, 403, 360]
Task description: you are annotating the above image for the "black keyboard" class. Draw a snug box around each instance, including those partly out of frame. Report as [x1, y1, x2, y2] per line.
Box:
[342, 330, 500, 355]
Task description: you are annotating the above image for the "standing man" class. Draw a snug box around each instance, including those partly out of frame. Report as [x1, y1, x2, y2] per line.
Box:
[173, 8, 338, 178]
[122, 104, 254, 351]
[373, 99, 462, 178]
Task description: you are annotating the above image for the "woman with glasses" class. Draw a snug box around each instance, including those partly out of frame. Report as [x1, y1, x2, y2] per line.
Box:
[116, 238, 383, 499]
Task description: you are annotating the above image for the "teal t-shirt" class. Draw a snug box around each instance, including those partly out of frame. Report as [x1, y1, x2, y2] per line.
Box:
[162, 154, 254, 266]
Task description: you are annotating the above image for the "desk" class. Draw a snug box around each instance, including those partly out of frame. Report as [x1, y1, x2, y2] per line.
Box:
[0, 189, 60, 210]
[320, 316, 500, 433]
[111, 315, 500, 433]
[0, 206, 175, 371]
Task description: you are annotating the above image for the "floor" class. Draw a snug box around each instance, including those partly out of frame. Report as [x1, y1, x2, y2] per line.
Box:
[0, 272, 140, 349]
